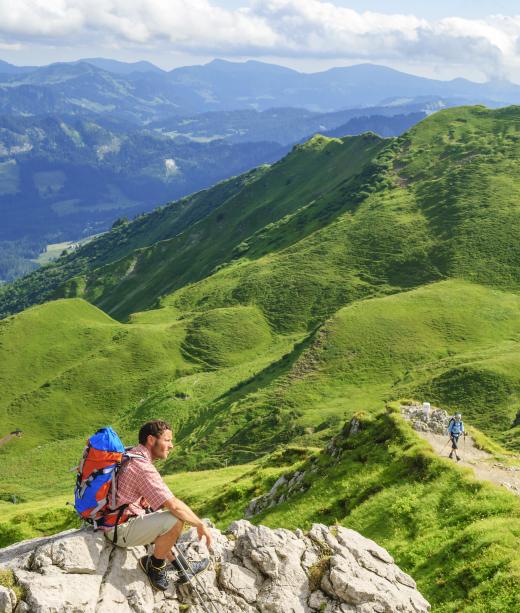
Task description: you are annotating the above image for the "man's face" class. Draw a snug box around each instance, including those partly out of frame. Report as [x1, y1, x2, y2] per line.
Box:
[149, 429, 174, 461]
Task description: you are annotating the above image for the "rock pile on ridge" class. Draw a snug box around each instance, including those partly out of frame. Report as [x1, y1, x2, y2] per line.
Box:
[0, 520, 430, 612]
[401, 403, 450, 435]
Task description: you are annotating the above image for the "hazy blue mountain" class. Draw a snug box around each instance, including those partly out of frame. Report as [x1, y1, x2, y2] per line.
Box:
[0, 59, 519, 120]
[0, 114, 285, 244]
[0, 62, 195, 122]
[79, 58, 165, 75]
[323, 112, 425, 139]
[152, 105, 428, 145]
[0, 60, 35, 75]
[166, 60, 520, 112]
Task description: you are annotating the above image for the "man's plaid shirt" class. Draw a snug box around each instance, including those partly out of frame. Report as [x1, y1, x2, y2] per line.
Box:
[115, 444, 173, 516]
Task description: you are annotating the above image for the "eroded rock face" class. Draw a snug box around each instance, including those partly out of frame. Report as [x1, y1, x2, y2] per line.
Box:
[0, 521, 430, 613]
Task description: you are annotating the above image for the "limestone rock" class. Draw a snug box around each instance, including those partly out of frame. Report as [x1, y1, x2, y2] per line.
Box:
[0, 521, 429, 612]
[401, 404, 450, 435]
[0, 585, 16, 613]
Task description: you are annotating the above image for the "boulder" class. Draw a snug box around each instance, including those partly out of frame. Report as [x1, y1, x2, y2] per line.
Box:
[401, 404, 450, 435]
[0, 521, 429, 612]
[0, 585, 16, 613]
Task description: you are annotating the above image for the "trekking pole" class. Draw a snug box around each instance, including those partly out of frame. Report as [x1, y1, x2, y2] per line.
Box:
[173, 544, 220, 613]
[440, 438, 452, 455]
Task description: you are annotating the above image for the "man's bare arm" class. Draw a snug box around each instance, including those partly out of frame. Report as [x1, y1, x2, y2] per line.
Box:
[162, 495, 203, 525]
[162, 496, 213, 548]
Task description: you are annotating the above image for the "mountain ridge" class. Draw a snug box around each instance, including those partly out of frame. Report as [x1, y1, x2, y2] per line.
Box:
[3, 105, 520, 611]
[1, 59, 518, 118]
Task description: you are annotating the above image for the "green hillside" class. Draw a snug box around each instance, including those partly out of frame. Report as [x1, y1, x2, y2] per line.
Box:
[2, 411, 520, 612]
[2, 106, 520, 488]
[0, 297, 299, 499]
[2, 106, 520, 610]
[2, 278, 520, 503]
[206, 410, 520, 613]
[4, 106, 520, 326]
[152, 279, 520, 469]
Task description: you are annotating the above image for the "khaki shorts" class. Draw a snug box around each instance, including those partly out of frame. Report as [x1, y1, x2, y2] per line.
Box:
[104, 510, 178, 547]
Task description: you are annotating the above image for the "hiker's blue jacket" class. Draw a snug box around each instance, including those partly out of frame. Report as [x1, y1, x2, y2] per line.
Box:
[448, 419, 464, 436]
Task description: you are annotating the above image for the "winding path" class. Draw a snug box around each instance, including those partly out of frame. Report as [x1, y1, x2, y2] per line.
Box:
[418, 430, 520, 496]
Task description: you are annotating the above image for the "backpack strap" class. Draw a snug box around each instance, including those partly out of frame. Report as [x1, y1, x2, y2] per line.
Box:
[112, 504, 129, 546]
[108, 451, 148, 535]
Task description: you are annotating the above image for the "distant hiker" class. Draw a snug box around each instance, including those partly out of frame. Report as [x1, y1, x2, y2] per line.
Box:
[422, 402, 431, 420]
[104, 420, 213, 591]
[447, 412, 465, 461]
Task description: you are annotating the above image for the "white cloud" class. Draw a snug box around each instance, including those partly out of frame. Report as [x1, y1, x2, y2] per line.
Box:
[164, 158, 180, 176]
[0, 0, 520, 80]
[0, 41, 22, 50]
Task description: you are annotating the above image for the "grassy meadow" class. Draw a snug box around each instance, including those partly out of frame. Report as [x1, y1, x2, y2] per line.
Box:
[2, 106, 520, 610]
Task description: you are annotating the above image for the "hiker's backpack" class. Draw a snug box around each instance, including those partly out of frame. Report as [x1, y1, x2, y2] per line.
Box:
[74, 426, 140, 531]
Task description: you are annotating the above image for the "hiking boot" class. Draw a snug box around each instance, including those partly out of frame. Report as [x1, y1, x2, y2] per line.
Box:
[139, 555, 170, 591]
[456, 455, 461, 462]
[449, 451, 453, 459]
[171, 555, 210, 584]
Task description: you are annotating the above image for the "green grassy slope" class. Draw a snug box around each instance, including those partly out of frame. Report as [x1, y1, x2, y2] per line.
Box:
[3, 278, 518, 505]
[2, 106, 520, 328]
[43, 105, 520, 361]
[205, 410, 520, 613]
[4, 105, 517, 328]
[144, 279, 520, 470]
[0, 296, 300, 500]
[56, 134, 387, 320]
[1, 108, 520, 500]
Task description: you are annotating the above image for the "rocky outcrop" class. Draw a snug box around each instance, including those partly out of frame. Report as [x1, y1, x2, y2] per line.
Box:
[0, 520, 429, 613]
[246, 420, 362, 519]
[245, 470, 309, 518]
[401, 403, 450, 435]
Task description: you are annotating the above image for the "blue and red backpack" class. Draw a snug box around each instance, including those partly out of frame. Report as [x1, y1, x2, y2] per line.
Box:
[74, 427, 142, 540]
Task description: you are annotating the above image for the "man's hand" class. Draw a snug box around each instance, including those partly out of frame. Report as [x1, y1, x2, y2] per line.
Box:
[163, 496, 214, 550]
[197, 522, 213, 550]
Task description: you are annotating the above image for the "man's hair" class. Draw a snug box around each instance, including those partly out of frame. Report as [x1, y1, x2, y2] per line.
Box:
[138, 420, 172, 445]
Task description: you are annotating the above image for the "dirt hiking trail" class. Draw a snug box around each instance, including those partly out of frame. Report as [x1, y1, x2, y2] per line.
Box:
[401, 404, 520, 498]
[419, 430, 520, 496]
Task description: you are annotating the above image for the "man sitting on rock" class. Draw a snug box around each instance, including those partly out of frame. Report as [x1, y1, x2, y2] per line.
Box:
[104, 419, 213, 591]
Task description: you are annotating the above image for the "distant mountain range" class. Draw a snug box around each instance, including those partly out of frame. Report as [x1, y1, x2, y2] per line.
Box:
[0, 114, 285, 243]
[1, 58, 519, 119]
[1, 57, 520, 281]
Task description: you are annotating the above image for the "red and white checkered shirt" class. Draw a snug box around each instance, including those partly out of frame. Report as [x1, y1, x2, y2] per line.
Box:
[115, 444, 174, 517]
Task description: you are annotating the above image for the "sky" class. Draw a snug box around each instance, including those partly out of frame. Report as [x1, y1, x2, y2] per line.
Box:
[1, 1, 520, 82]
